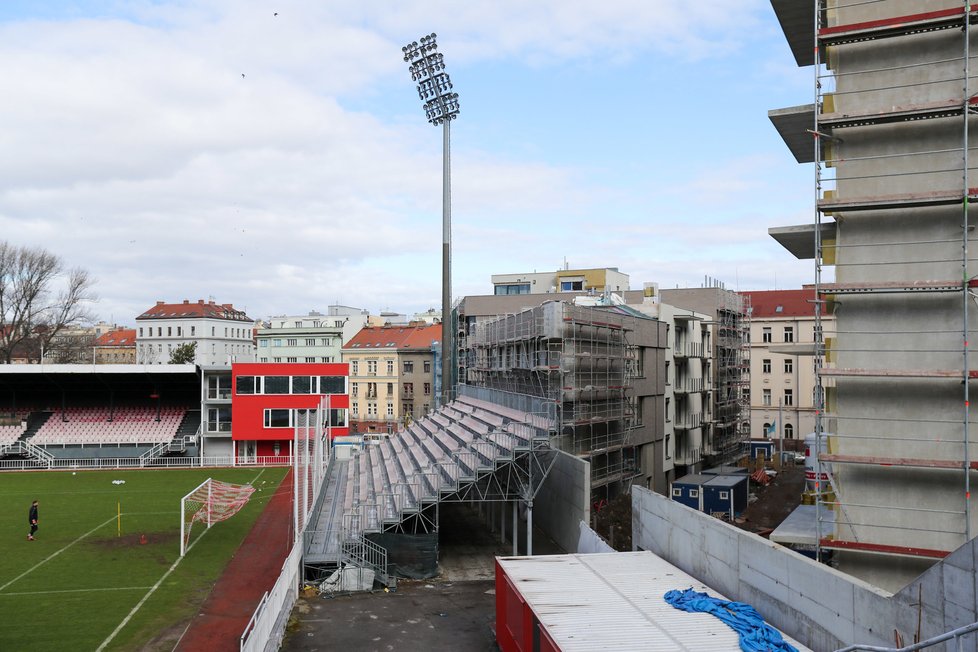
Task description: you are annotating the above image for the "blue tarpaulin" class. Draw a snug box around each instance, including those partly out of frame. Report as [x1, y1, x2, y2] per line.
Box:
[664, 588, 798, 652]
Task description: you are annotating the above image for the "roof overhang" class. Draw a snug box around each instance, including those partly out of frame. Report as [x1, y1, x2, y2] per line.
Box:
[768, 104, 816, 164]
[770, 0, 815, 66]
[768, 222, 837, 260]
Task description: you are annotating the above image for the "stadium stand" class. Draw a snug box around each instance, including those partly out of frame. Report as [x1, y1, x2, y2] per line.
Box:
[30, 406, 188, 446]
[305, 394, 554, 564]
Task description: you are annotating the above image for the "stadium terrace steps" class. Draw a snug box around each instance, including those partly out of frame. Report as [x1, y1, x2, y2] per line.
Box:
[305, 397, 554, 564]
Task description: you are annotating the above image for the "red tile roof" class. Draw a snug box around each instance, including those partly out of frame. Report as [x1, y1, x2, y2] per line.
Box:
[343, 323, 442, 351]
[137, 299, 251, 322]
[95, 328, 136, 347]
[740, 289, 816, 318]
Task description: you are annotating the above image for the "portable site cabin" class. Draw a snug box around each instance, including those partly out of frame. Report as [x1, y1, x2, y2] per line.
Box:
[748, 439, 775, 461]
[702, 464, 748, 476]
[670, 473, 710, 511]
[702, 474, 748, 519]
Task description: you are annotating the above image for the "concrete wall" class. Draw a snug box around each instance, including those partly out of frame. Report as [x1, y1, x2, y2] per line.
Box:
[632, 485, 978, 651]
[533, 450, 590, 554]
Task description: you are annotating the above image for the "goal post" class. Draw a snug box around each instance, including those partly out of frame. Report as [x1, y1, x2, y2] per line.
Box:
[180, 477, 256, 556]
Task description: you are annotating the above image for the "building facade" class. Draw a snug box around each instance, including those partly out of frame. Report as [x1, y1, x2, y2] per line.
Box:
[94, 328, 137, 364]
[135, 299, 255, 366]
[741, 289, 835, 445]
[342, 323, 441, 434]
[491, 267, 630, 296]
[256, 307, 368, 364]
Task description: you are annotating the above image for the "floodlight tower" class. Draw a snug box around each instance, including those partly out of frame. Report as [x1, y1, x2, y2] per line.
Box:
[402, 33, 460, 408]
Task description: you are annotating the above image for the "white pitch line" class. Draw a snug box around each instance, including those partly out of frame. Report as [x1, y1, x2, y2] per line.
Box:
[98, 472, 268, 652]
[0, 586, 152, 597]
[0, 514, 117, 593]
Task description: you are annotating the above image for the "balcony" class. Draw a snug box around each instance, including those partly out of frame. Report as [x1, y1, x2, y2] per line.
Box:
[674, 412, 702, 430]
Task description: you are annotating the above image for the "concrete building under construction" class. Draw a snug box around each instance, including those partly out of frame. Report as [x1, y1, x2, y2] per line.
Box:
[769, 0, 978, 590]
[456, 296, 667, 498]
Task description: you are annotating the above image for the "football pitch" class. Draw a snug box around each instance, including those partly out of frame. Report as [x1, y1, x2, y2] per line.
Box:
[0, 466, 289, 651]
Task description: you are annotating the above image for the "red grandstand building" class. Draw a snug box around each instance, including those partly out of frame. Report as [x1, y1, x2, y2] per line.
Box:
[230, 362, 349, 461]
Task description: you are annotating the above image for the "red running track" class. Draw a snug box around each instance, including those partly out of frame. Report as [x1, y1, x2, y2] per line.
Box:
[176, 469, 293, 651]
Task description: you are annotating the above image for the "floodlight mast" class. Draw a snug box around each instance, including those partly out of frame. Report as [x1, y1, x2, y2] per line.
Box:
[403, 33, 459, 408]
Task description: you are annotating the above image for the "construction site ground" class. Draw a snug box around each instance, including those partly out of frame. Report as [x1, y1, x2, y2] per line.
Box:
[736, 462, 806, 534]
[282, 503, 562, 651]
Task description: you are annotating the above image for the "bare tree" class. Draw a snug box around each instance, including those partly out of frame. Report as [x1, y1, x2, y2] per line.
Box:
[0, 241, 97, 363]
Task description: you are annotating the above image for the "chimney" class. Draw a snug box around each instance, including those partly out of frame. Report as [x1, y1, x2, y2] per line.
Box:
[198, 299, 205, 304]
[156, 301, 164, 306]
[183, 299, 190, 304]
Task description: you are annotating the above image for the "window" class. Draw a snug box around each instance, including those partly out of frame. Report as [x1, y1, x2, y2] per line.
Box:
[292, 376, 312, 394]
[494, 283, 531, 295]
[403, 361, 414, 373]
[665, 397, 671, 422]
[351, 404, 359, 417]
[207, 407, 232, 432]
[139, 327, 143, 337]
[262, 409, 289, 428]
[273, 339, 282, 347]
[719, 491, 729, 500]
[351, 360, 359, 375]
[387, 382, 393, 396]
[784, 326, 794, 343]
[672, 488, 682, 498]
[208, 375, 232, 399]
[167, 326, 172, 336]
[404, 382, 413, 396]
[763, 389, 772, 406]
[367, 360, 377, 375]
[784, 389, 794, 406]
[265, 376, 290, 394]
[273, 357, 281, 363]
[784, 358, 793, 373]
[327, 408, 347, 427]
[367, 402, 377, 417]
[386, 402, 394, 416]
[321, 356, 333, 363]
[191, 326, 195, 336]
[320, 376, 345, 394]
[305, 338, 316, 346]
[335, 320, 343, 328]
[351, 382, 358, 397]
[690, 489, 699, 499]
[305, 357, 315, 363]
[260, 357, 268, 362]
[423, 360, 431, 373]
[367, 382, 378, 398]
[762, 359, 771, 374]
[424, 382, 431, 396]
[286, 357, 297, 363]
[287, 339, 298, 346]
[320, 338, 329, 346]
[402, 402, 413, 415]
[560, 280, 584, 291]
[387, 359, 394, 375]
[784, 423, 794, 439]
[762, 327, 772, 343]
[260, 340, 269, 347]
[295, 321, 302, 328]
[177, 326, 182, 336]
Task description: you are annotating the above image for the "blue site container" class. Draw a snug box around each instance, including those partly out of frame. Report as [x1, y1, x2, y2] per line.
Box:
[702, 464, 748, 476]
[670, 473, 711, 511]
[702, 475, 748, 518]
[748, 440, 775, 461]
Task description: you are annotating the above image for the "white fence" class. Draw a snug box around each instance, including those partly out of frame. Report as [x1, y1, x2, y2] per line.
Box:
[240, 540, 303, 652]
[0, 455, 293, 472]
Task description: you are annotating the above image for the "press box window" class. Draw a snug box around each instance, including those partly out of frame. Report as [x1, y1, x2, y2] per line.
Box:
[320, 376, 345, 394]
[264, 376, 290, 394]
[235, 376, 256, 395]
[264, 409, 291, 428]
[292, 376, 312, 394]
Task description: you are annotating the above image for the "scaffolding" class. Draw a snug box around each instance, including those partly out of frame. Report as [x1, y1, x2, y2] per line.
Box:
[459, 301, 640, 493]
[707, 291, 751, 465]
[771, 0, 978, 576]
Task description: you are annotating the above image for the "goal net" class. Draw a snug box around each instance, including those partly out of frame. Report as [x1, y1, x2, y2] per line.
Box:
[180, 478, 256, 556]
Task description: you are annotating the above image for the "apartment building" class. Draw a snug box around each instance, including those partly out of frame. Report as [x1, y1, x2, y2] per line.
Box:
[342, 323, 441, 434]
[94, 328, 137, 364]
[256, 307, 368, 364]
[135, 299, 254, 365]
[491, 267, 629, 296]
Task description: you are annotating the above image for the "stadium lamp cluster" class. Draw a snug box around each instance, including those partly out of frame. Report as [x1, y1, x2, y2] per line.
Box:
[402, 33, 460, 125]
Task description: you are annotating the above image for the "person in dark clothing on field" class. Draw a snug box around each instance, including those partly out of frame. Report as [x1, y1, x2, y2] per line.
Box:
[28, 500, 38, 541]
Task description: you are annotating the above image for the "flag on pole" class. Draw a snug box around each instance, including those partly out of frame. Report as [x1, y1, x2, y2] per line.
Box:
[766, 421, 777, 437]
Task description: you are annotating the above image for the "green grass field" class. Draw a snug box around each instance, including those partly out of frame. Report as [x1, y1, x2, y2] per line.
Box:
[0, 466, 288, 651]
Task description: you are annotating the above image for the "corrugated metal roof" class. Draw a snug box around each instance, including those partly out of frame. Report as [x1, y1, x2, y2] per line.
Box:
[496, 552, 811, 652]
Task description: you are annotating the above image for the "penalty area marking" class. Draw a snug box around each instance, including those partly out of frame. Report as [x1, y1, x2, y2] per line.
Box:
[0, 514, 117, 593]
[97, 469, 269, 652]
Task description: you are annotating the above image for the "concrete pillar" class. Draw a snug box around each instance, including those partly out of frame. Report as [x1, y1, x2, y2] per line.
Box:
[500, 501, 506, 543]
[527, 499, 534, 556]
[512, 499, 518, 556]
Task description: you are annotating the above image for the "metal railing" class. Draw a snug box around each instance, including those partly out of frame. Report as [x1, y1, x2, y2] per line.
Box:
[834, 621, 978, 652]
[239, 539, 303, 652]
[0, 454, 293, 472]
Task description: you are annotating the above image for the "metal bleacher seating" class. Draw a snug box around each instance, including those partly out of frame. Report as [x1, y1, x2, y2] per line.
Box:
[307, 395, 553, 564]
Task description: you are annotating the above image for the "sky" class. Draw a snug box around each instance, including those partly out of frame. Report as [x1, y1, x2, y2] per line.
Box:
[0, 0, 816, 325]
